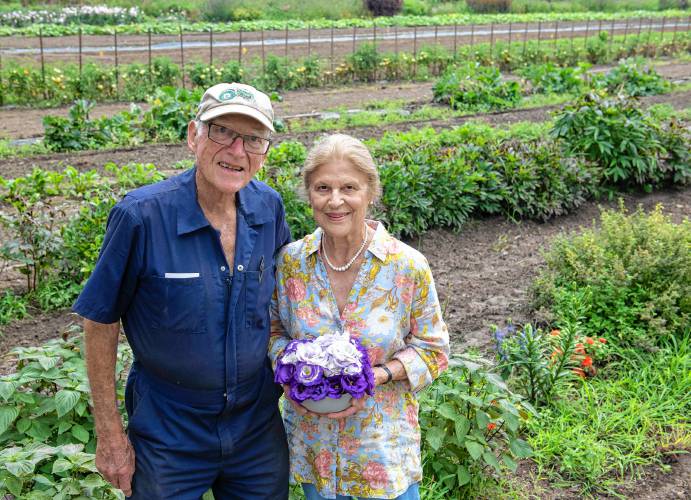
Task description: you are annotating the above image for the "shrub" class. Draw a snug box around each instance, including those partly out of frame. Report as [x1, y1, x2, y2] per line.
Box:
[492, 139, 599, 221]
[433, 63, 522, 112]
[364, 0, 403, 16]
[419, 356, 534, 494]
[347, 43, 382, 82]
[592, 58, 671, 97]
[466, 0, 512, 13]
[518, 63, 585, 95]
[532, 204, 691, 352]
[551, 93, 667, 191]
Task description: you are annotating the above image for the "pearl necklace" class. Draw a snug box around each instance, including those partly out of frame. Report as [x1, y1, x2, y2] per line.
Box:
[321, 225, 369, 272]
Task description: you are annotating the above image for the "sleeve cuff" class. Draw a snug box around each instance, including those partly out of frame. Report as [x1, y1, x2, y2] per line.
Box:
[393, 346, 434, 393]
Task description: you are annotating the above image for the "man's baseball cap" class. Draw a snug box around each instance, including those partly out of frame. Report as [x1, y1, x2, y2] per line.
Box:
[195, 82, 275, 132]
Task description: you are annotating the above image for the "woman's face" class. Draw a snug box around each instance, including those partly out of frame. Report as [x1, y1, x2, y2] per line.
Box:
[308, 159, 372, 240]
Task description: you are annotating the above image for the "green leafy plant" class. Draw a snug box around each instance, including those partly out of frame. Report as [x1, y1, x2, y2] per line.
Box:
[0, 334, 131, 498]
[532, 204, 691, 352]
[433, 63, 522, 112]
[551, 92, 668, 191]
[418, 355, 534, 494]
[518, 62, 585, 94]
[592, 58, 671, 97]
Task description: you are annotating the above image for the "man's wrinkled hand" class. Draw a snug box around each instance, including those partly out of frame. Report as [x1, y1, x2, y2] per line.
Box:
[95, 434, 136, 497]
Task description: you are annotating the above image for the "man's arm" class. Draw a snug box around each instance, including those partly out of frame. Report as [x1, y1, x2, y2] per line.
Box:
[84, 318, 135, 497]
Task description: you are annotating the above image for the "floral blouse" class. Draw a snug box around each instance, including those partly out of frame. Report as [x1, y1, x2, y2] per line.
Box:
[269, 220, 450, 499]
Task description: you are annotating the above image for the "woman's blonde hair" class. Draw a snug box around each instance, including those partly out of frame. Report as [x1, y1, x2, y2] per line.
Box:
[302, 134, 382, 202]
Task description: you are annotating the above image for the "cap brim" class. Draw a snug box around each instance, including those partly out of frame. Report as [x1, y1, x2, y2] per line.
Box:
[198, 104, 275, 132]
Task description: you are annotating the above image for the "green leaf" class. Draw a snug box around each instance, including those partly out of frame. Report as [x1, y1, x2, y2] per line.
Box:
[510, 438, 533, 458]
[55, 390, 80, 418]
[80, 473, 105, 489]
[37, 356, 59, 371]
[502, 454, 518, 472]
[0, 380, 17, 401]
[456, 465, 471, 486]
[58, 421, 72, 435]
[0, 405, 19, 435]
[502, 411, 519, 432]
[465, 440, 484, 460]
[33, 473, 55, 486]
[425, 426, 446, 451]
[4, 475, 23, 496]
[482, 451, 502, 473]
[6, 459, 35, 478]
[27, 419, 51, 441]
[435, 402, 458, 421]
[52, 458, 73, 474]
[475, 410, 490, 429]
[16, 417, 31, 434]
[454, 415, 470, 443]
[71, 424, 90, 444]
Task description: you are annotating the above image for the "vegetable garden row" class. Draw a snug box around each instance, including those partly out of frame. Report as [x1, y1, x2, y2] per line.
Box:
[2, 24, 688, 106]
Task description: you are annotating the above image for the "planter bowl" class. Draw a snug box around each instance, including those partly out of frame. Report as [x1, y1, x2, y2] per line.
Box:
[301, 394, 352, 414]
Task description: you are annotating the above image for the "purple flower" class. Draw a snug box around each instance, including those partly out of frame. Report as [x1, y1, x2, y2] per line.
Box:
[295, 362, 324, 386]
[289, 383, 312, 402]
[274, 362, 295, 384]
[341, 373, 369, 399]
[309, 380, 329, 401]
[326, 376, 344, 398]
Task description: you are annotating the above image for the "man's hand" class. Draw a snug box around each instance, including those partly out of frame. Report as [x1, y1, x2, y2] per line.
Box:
[95, 432, 135, 496]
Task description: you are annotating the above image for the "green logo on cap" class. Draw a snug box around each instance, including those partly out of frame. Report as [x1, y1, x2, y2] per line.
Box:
[219, 88, 255, 102]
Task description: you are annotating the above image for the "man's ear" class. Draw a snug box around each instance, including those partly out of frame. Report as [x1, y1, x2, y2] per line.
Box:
[187, 121, 198, 153]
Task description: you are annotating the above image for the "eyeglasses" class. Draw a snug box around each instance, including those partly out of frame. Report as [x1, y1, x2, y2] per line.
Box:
[206, 123, 271, 154]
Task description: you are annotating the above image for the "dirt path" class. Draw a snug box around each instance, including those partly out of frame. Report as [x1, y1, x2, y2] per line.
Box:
[1, 59, 689, 141]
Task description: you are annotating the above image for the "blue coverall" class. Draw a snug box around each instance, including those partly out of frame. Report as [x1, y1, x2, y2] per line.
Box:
[73, 168, 291, 499]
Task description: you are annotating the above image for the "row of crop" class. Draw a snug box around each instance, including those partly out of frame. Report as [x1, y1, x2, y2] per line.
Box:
[1, 93, 688, 326]
[1, 28, 688, 107]
[37, 57, 676, 154]
[1, 9, 687, 36]
[1, 204, 688, 498]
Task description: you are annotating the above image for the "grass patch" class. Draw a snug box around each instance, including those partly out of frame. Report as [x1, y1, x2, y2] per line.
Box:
[527, 334, 691, 496]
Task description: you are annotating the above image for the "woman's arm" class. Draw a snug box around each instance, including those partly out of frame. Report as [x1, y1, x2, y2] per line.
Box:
[392, 256, 450, 393]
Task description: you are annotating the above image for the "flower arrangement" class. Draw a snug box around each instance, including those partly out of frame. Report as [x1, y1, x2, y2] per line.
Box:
[275, 333, 375, 411]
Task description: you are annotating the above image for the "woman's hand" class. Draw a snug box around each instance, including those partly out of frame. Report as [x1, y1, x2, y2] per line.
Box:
[282, 384, 321, 418]
[323, 395, 368, 419]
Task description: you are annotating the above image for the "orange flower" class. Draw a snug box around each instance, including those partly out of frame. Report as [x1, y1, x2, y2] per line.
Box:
[581, 356, 593, 368]
[550, 329, 560, 337]
[574, 343, 585, 355]
[487, 423, 497, 431]
[572, 368, 586, 378]
[585, 337, 595, 345]
[598, 337, 607, 344]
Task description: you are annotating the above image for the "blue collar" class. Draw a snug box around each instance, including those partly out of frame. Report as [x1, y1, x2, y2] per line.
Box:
[176, 167, 274, 236]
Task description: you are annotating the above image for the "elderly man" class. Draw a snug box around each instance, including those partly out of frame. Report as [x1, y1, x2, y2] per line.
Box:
[73, 83, 290, 499]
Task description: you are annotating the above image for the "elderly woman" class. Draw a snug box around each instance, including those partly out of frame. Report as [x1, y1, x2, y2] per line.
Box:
[268, 134, 449, 500]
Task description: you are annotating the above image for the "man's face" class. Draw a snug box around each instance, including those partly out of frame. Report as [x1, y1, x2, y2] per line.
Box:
[187, 114, 270, 198]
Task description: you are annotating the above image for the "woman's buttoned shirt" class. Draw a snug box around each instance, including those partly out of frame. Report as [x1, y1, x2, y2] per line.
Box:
[269, 221, 450, 499]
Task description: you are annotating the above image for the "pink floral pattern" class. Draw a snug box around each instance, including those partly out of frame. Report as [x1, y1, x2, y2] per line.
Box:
[269, 221, 449, 499]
